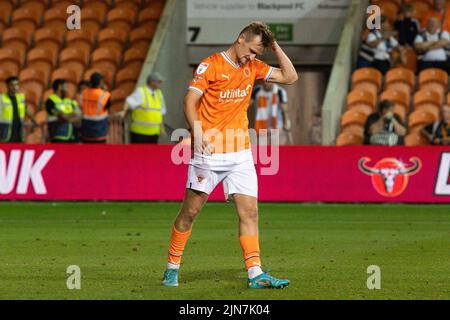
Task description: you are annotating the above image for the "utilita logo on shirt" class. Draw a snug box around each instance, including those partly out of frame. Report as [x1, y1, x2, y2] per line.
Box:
[219, 85, 252, 103]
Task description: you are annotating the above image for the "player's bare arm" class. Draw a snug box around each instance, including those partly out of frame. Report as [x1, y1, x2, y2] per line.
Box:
[184, 90, 214, 155]
[267, 41, 298, 85]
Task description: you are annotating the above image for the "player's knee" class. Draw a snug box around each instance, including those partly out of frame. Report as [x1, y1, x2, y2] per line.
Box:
[182, 206, 202, 221]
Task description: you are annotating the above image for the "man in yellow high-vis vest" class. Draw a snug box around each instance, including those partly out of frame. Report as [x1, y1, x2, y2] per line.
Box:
[124, 73, 167, 144]
[45, 79, 81, 143]
[0, 77, 37, 143]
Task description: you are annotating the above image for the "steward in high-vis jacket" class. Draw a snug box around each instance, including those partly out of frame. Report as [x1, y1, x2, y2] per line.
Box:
[0, 76, 37, 143]
[45, 79, 81, 143]
[80, 72, 111, 143]
[124, 73, 167, 144]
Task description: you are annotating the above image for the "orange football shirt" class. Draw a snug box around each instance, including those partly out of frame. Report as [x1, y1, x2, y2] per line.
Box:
[189, 51, 273, 153]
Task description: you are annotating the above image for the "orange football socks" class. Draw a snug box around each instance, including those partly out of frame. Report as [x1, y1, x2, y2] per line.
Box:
[239, 235, 262, 270]
[167, 225, 192, 269]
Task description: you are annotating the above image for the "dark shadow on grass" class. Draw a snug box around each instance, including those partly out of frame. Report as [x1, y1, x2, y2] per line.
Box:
[180, 267, 245, 282]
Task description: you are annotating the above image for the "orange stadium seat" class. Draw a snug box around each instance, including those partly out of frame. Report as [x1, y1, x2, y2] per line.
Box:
[66, 30, 96, 56]
[380, 89, 409, 122]
[340, 124, 364, 138]
[129, 26, 156, 52]
[59, 47, 90, 82]
[406, 0, 433, 20]
[21, 88, 39, 112]
[2, 28, 31, 65]
[34, 27, 64, 56]
[413, 89, 441, 118]
[341, 109, 368, 129]
[408, 109, 438, 129]
[115, 0, 141, 11]
[418, 68, 448, 104]
[20, 68, 46, 94]
[80, 7, 104, 33]
[21, 0, 47, 17]
[0, 48, 22, 75]
[346, 89, 376, 115]
[98, 28, 128, 52]
[110, 86, 132, 112]
[107, 7, 138, 33]
[336, 132, 364, 146]
[399, 47, 417, 73]
[51, 0, 81, 9]
[0, 68, 13, 83]
[11, 7, 42, 38]
[123, 47, 147, 70]
[115, 66, 141, 88]
[0, 1, 13, 27]
[376, 1, 399, 23]
[51, 69, 78, 98]
[83, 0, 111, 18]
[27, 47, 55, 86]
[404, 131, 430, 146]
[352, 68, 382, 98]
[43, 6, 67, 30]
[139, 2, 165, 27]
[384, 67, 415, 98]
[84, 68, 115, 89]
[447, 92, 450, 105]
[91, 47, 122, 73]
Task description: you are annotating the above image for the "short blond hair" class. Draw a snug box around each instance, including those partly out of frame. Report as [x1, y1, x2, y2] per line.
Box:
[239, 21, 275, 48]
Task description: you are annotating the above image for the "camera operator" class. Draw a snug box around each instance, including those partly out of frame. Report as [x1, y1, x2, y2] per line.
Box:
[364, 99, 407, 145]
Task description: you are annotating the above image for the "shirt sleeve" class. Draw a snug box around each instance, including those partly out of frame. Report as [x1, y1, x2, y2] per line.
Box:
[188, 59, 214, 96]
[367, 32, 377, 43]
[254, 59, 273, 82]
[442, 31, 450, 40]
[161, 93, 167, 116]
[414, 34, 423, 44]
[126, 89, 143, 110]
[390, 37, 399, 47]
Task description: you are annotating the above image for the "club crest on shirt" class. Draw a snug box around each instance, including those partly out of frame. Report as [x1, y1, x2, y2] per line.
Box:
[244, 67, 251, 77]
[196, 63, 209, 75]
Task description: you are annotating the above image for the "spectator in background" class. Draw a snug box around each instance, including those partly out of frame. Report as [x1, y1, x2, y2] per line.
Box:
[79, 72, 111, 143]
[0, 77, 36, 143]
[250, 82, 291, 145]
[123, 72, 167, 144]
[357, 16, 405, 74]
[414, 17, 450, 73]
[394, 4, 421, 47]
[364, 99, 406, 146]
[45, 79, 81, 143]
[422, 104, 450, 145]
[421, 0, 450, 31]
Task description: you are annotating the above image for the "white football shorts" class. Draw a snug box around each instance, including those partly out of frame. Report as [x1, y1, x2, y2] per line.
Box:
[186, 149, 258, 200]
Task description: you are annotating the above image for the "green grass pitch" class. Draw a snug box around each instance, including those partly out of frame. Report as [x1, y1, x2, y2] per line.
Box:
[0, 202, 449, 300]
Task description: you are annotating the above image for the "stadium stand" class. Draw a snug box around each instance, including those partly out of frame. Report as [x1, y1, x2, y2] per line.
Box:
[0, 0, 166, 143]
[336, 0, 450, 146]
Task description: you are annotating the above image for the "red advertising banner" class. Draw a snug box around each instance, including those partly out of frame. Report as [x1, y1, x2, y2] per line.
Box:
[0, 144, 449, 202]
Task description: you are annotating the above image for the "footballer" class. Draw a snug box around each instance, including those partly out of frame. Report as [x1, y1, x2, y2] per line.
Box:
[163, 21, 298, 289]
